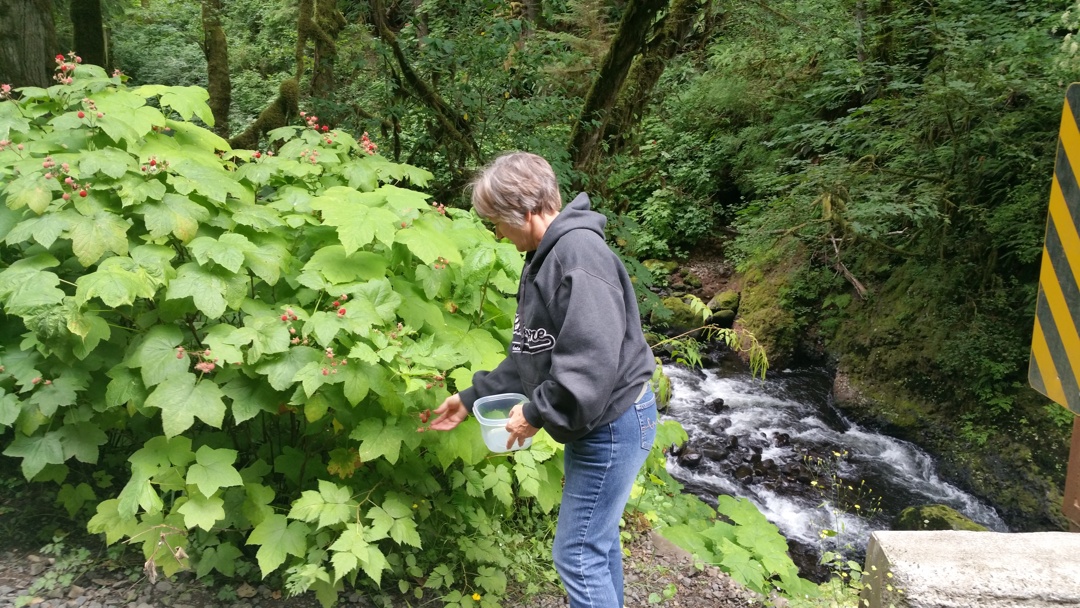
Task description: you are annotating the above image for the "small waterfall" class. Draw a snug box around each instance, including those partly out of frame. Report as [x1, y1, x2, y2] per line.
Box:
[661, 364, 1007, 564]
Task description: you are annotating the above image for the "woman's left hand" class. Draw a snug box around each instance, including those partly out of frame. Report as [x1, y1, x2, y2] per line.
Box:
[505, 402, 539, 449]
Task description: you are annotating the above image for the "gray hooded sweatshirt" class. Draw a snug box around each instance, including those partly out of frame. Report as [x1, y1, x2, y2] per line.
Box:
[458, 193, 655, 443]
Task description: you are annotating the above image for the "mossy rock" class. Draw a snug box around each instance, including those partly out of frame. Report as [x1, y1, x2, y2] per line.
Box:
[684, 273, 703, 289]
[710, 309, 736, 327]
[643, 259, 678, 276]
[892, 504, 988, 532]
[654, 296, 702, 333]
[708, 289, 740, 313]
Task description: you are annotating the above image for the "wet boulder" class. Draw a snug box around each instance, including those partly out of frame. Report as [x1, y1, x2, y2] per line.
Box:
[705, 398, 727, 413]
[773, 432, 791, 447]
[702, 448, 729, 462]
[678, 452, 703, 469]
[891, 504, 988, 532]
[733, 464, 754, 480]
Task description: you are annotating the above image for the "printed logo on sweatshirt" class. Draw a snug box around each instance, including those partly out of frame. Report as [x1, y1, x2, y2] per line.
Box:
[510, 314, 556, 355]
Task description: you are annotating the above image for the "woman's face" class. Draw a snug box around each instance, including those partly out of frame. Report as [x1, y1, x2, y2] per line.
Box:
[492, 216, 534, 252]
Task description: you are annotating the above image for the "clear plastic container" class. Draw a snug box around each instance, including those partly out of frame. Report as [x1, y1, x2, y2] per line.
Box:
[473, 393, 532, 452]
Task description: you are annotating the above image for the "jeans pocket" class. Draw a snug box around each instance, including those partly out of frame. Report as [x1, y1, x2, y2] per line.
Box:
[634, 392, 658, 451]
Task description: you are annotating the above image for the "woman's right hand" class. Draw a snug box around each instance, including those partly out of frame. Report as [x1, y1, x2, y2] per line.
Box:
[428, 393, 468, 431]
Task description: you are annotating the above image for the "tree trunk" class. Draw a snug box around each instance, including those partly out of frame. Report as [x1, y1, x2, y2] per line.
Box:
[603, 0, 707, 154]
[0, 0, 58, 88]
[368, 0, 478, 159]
[568, 0, 668, 177]
[855, 0, 867, 63]
[295, 0, 346, 102]
[71, 0, 108, 68]
[228, 78, 299, 149]
[202, 0, 231, 136]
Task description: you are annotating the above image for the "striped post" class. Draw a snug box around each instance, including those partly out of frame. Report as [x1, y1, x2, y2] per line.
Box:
[1030, 84, 1080, 528]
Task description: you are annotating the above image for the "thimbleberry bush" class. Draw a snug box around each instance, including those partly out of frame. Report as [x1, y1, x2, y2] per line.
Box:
[0, 63, 563, 607]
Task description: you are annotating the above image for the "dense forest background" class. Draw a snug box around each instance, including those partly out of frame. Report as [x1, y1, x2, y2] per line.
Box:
[2, 0, 1079, 604]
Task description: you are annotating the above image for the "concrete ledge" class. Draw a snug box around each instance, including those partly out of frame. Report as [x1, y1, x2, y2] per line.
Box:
[861, 530, 1080, 608]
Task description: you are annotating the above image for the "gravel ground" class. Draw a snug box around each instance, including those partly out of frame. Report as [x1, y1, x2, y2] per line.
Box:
[0, 530, 760, 608]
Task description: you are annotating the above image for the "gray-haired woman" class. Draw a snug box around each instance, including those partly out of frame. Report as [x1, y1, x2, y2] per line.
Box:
[429, 152, 658, 608]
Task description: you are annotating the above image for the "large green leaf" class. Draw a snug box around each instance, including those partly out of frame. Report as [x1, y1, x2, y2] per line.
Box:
[189, 233, 256, 273]
[4, 211, 75, 248]
[137, 85, 215, 125]
[178, 494, 226, 532]
[221, 374, 279, 423]
[247, 514, 310, 577]
[87, 499, 140, 545]
[310, 188, 400, 253]
[187, 445, 243, 497]
[254, 346, 322, 391]
[2, 431, 65, 479]
[349, 418, 408, 465]
[341, 278, 401, 333]
[0, 254, 65, 314]
[303, 246, 388, 284]
[287, 480, 357, 530]
[144, 372, 227, 437]
[394, 216, 463, 266]
[75, 256, 157, 307]
[4, 174, 54, 214]
[127, 325, 187, 387]
[166, 262, 230, 318]
[66, 211, 131, 267]
[138, 193, 210, 243]
[79, 147, 135, 179]
[57, 422, 107, 464]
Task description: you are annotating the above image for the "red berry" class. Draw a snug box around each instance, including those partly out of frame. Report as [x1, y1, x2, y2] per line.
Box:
[401, 222, 407, 228]
[254, 151, 261, 159]
[79, 189, 87, 197]
[332, 300, 340, 307]
[337, 308, 346, 317]
[96, 112, 103, 118]
[149, 159, 157, 167]
[322, 125, 329, 132]
[322, 368, 329, 376]
[77, 111, 85, 118]
[281, 314, 289, 321]
[62, 193, 70, 200]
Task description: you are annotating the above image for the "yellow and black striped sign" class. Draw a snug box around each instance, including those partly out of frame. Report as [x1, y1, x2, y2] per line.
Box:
[1029, 83, 1080, 415]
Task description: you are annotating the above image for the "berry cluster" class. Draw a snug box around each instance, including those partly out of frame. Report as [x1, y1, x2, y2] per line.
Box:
[42, 157, 91, 199]
[177, 347, 220, 374]
[431, 201, 446, 215]
[76, 97, 105, 121]
[54, 52, 82, 85]
[300, 148, 320, 165]
[30, 377, 53, 386]
[0, 83, 10, 100]
[360, 132, 378, 156]
[140, 156, 168, 175]
[0, 139, 24, 152]
[251, 150, 274, 160]
[432, 256, 450, 270]
[300, 111, 331, 133]
[320, 347, 349, 376]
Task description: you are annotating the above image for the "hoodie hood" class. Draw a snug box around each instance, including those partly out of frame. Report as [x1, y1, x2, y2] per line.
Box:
[529, 193, 605, 272]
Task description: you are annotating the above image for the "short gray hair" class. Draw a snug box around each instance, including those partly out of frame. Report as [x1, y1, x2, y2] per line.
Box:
[470, 152, 562, 227]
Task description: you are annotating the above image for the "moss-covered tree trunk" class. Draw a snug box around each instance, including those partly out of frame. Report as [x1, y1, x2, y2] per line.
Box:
[296, 0, 345, 102]
[70, 0, 107, 69]
[603, 0, 708, 155]
[568, 0, 668, 178]
[201, 0, 231, 137]
[368, 0, 478, 161]
[0, 0, 57, 88]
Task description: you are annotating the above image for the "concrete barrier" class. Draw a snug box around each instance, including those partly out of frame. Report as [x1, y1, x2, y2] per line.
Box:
[860, 530, 1080, 608]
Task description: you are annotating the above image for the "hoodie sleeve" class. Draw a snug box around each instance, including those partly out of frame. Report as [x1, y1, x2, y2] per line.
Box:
[458, 354, 525, 414]
[521, 266, 626, 435]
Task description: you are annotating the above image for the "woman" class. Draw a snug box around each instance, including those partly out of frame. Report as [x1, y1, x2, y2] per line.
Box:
[429, 152, 657, 608]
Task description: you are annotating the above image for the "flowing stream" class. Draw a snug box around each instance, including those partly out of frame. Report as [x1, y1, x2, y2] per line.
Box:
[660, 363, 1007, 572]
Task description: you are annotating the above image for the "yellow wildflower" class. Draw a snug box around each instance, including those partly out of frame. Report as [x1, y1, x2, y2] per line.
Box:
[472, 592, 481, 601]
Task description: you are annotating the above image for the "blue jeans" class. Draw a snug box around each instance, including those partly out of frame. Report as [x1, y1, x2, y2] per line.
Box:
[554, 387, 657, 608]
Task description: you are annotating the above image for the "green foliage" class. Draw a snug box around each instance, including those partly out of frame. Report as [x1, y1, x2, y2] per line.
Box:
[0, 66, 564, 606]
[629, 423, 817, 600]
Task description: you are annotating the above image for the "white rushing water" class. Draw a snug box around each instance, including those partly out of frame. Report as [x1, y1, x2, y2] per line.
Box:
[661, 364, 1008, 552]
